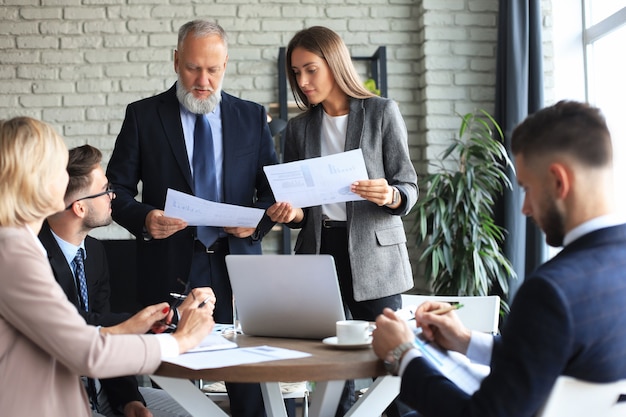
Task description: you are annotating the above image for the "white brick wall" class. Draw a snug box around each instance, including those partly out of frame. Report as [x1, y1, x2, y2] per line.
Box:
[0, 0, 553, 287]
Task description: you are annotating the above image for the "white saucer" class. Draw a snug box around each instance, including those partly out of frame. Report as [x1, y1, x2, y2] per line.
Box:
[322, 336, 372, 349]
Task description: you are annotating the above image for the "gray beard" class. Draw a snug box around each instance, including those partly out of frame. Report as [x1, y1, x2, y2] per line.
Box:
[176, 80, 222, 114]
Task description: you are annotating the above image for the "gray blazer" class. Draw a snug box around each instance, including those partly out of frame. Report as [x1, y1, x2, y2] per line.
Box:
[284, 97, 418, 301]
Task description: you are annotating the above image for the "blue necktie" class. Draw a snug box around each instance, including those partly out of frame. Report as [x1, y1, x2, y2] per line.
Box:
[73, 249, 99, 411]
[73, 248, 89, 312]
[193, 114, 219, 248]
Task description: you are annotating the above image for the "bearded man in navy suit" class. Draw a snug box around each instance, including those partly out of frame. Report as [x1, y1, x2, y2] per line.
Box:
[372, 100, 626, 417]
[106, 20, 278, 417]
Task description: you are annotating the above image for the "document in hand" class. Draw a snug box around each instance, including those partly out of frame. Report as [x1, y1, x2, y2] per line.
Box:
[263, 149, 368, 208]
[412, 328, 490, 395]
[163, 188, 265, 227]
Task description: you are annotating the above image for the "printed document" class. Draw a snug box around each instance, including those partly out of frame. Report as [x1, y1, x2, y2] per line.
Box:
[186, 333, 238, 353]
[163, 345, 311, 370]
[263, 149, 368, 208]
[164, 188, 265, 227]
[413, 328, 490, 395]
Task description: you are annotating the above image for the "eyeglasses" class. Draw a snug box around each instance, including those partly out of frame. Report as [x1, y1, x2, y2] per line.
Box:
[66, 187, 115, 210]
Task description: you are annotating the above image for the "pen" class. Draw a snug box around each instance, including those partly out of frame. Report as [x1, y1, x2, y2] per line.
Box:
[430, 303, 464, 315]
[169, 292, 187, 300]
[159, 321, 177, 330]
[198, 296, 212, 309]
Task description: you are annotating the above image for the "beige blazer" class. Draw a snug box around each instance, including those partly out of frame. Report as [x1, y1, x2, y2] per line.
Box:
[0, 226, 162, 416]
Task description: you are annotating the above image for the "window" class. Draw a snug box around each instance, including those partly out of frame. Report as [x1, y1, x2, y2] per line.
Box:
[586, 1, 626, 26]
[553, 1, 626, 214]
[583, 3, 626, 213]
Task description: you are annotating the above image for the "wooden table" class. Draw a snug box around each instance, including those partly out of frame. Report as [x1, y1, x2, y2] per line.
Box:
[151, 334, 400, 417]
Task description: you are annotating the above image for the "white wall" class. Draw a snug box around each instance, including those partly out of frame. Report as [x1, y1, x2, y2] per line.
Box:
[0, 0, 419, 241]
[1, 0, 555, 288]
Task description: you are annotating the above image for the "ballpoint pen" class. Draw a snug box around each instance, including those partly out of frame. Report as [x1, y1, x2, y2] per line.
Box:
[198, 296, 212, 309]
[169, 292, 187, 301]
[156, 311, 177, 331]
[160, 322, 177, 330]
[430, 303, 464, 315]
[156, 293, 187, 330]
[406, 303, 464, 321]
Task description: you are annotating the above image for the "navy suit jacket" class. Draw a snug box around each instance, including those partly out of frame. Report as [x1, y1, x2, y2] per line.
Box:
[401, 224, 626, 417]
[106, 84, 278, 307]
[38, 222, 144, 412]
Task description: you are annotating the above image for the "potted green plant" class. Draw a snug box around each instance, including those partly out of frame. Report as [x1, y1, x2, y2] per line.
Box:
[413, 110, 516, 309]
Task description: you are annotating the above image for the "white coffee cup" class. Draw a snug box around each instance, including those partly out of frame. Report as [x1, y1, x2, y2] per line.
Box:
[336, 320, 373, 345]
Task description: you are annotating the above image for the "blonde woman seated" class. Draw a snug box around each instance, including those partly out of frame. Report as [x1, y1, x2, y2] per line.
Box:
[0, 116, 215, 416]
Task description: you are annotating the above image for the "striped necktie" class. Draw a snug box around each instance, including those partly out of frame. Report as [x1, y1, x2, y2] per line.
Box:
[72, 248, 89, 311]
[73, 248, 99, 411]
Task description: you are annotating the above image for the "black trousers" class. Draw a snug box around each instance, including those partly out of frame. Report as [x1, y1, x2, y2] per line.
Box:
[320, 227, 409, 417]
[188, 239, 234, 324]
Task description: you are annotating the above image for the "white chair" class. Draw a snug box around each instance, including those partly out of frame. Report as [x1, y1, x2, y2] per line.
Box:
[400, 294, 501, 334]
[537, 376, 626, 417]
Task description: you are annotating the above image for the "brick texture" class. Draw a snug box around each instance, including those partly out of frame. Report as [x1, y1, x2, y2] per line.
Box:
[0, 1, 554, 290]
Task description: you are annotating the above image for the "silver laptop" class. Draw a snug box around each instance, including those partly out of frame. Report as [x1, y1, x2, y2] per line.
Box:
[225, 254, 346, 339]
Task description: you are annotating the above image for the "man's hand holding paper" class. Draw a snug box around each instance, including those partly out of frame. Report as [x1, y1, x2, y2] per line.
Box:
[163, 188, 265, 228]
[145, 209, 188, 239]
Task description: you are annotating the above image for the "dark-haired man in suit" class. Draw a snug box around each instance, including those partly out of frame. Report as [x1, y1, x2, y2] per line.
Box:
[372, 100, 626, 417]
[39, 144, 212, 417]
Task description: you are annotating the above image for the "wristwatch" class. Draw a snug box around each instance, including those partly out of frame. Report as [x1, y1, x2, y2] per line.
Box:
[385, 186, 401, 207]
[384, 341, 415, 375]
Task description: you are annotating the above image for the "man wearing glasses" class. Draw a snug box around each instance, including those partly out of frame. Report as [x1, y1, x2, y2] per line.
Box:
[39, 144, 206, 417]
[64, 185, 115, 210]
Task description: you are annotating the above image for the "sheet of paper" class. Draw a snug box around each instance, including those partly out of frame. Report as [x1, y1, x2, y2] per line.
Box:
[163, 345, 311, 370]
[186, 334, 238, 353]
[164, 188, 265, 227]
[412, 328, 490, 395]
[263, 149, 368, 208]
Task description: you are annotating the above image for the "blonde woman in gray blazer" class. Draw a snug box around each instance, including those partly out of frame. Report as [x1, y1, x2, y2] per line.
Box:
[0, 117, 214, 417]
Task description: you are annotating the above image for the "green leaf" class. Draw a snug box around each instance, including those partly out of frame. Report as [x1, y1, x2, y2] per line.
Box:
[411, 109, 517, 317]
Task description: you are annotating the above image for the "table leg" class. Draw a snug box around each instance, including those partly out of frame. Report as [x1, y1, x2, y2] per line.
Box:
[150, 375, 229, 417]
[344, 376, 401, 417]
[308, 380, 344, 417]
[260, 382, 289, 417]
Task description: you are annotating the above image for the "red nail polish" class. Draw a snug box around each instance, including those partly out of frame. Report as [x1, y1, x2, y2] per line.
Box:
[162, 306, 170, 314]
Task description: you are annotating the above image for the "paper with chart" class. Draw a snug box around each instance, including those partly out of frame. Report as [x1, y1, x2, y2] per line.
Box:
[413, 328, 490, 395]
[263, 149, 368, 208]
[164, 188, 265, 227]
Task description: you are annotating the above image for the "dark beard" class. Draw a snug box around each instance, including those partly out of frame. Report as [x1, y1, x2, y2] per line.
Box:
[82, 212, 112, 231]
[541, 199, 565, 247]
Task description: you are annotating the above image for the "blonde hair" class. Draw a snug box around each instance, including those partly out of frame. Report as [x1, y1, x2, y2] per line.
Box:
[0, 117, 68, 227]
[286, 26, 375, 110]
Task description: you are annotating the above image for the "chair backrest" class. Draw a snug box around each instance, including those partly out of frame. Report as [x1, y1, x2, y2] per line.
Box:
[400, 294, 500, 334]
[537, 376, 626, 417]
